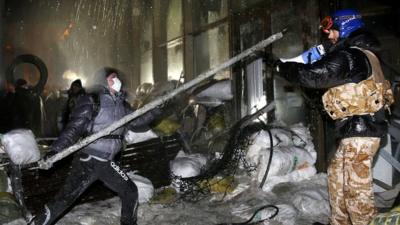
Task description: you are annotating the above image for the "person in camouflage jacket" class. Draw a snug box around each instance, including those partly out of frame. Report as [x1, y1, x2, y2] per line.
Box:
[277, 9, 394, 225]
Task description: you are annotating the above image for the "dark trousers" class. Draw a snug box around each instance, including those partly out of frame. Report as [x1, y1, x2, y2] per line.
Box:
[33, 153, 138, 225]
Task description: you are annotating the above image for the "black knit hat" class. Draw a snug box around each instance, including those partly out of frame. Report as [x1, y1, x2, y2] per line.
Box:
[100, 67, 119, 79]
[71, 79, 82, 88]
[91, 67, 124, 88]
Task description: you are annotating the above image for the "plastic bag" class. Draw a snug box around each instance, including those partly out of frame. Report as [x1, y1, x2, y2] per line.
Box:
[196, 80, 233, 101]
[261, 165, 317, 192]
[127, 172, 154, 203]
[170, 151, 207, 178]
[0, 192, 22, 224]
[1, 129, 40, 165]
[124, 129, 158, 144]
[0, 170, 8, 192]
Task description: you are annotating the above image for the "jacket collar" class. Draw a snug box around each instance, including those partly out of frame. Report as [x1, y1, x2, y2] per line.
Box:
[327, 28, 381, 54]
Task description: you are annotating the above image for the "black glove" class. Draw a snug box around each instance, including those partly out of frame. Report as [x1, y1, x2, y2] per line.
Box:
[43, 149, 58, 160]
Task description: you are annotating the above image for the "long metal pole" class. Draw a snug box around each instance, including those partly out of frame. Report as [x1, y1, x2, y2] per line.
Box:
[38, 29, 286, 169]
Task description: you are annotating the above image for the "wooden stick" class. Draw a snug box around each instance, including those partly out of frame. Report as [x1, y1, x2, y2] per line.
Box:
[38, 29, 286, 170]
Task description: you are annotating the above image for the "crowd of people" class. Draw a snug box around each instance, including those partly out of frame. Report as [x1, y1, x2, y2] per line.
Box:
[0, 77, 87, 138]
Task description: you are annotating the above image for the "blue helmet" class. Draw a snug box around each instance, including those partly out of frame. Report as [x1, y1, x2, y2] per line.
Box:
[332, 9, 364, 38]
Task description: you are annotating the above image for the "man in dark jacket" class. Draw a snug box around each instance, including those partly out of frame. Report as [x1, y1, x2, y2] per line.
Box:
[32, 68, 162, 225]
[276, 9, 394, 225]
[60, 79, 86, 129]
[13, 79, 32, 129]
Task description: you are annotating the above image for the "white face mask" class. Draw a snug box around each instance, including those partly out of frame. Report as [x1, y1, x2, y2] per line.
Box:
[111, 77, 122, 92]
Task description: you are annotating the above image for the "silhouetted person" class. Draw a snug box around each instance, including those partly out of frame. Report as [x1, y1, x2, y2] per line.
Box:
[13, 79, 32, 130]
[60, 79, 86, 129]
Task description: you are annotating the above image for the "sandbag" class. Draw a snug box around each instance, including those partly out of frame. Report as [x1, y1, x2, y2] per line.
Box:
[1, 129, 40, 165]
[261, 164, 317, 192]
[196, 80, 233, 101]
[292, 189, 330, 220]
[250, 146, 314, 179]
[127, 172, 154, 203]
[170, 151, 207, 178]
[0, 170, 9, 192]
[0, 192, 22, 224]
[369, 205, 400, 225]
[124, 130, 158, 144]
[153, 118, 181, 136]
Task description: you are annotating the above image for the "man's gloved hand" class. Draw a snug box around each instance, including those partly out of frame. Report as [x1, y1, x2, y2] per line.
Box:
[42, 149, 58, 161]
[162, 98, 180, 116]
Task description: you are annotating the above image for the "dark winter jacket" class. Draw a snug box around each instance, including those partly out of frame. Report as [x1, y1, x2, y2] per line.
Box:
[61, 88, 86, 129]
[51, 86, 161, 160]
[278, 29, 389, 139]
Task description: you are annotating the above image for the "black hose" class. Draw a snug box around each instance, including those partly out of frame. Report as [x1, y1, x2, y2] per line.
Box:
[259, 122, 274, 189]
[215, 122, 279, 225]
[216, 205, 279, 225]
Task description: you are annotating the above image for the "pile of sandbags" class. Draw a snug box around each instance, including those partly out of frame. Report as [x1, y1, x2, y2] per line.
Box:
[246, 123, 317, 191]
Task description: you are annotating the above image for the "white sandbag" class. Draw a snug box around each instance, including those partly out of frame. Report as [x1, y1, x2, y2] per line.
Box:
[261, 166, 317, 192]
[291, 146, 316, 165]
[1, 129, 40, 165]
[252, 146, 314, 179]
[292, 189, 330, 221]
[271, 204, 298, 225]
[196, 80, 233, 101]
[270, 128, 293, 147]
[258, 147, 295, 177]
[124, 129, 158, 144]
[290, 123, 316, 157]
[170, 151, 207, 178]
[127, 172, 154, 203]
[247, 128, 292, 153]
[248, 130, 279, 151]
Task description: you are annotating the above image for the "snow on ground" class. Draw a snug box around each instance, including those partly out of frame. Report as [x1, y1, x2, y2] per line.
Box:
[5, 123, 331, 224]
[6, 173, 330, 225]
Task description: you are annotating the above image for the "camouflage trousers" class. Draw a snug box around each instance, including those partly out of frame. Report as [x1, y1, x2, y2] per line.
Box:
[328, 137, 380, 225]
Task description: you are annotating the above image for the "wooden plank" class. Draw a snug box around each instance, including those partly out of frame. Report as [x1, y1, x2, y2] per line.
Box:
[39, 30, 286, 170]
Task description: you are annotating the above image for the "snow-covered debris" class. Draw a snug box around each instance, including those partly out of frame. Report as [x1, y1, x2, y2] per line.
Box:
[1, 129, 40, 165]
[169, 150, 208, 179]
[5, 174, 330, 225]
